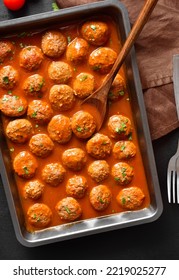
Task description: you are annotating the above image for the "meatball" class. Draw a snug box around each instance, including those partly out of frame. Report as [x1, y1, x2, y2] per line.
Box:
[116, 186, 145, 210]
[29, 134, 54, 158]
[89, 47, 117, 74]
[111, 162, 134, 185]
[90, 185, 112, 211]
[88, 160, 110, 183]
[48, 61, 72, 84]
[23, 74, 45, 97]
[41, 30, 67, 58]
[55, 197, 82, 221]
[86, 133, 112, 159]
[108, 114, 132, 139]
[42, 162, 66, 186]
[0, 65, 18, 89]
[62, 148, 87, 171]
[113, 141, 136, 160]
[27, 100, 53, 124]
[27, 203, 52, 228]
[0, 94, 27, 117]
[6, 119, 33, 144]
[66, 37, 89, 64]
[47, 115, 72, 144]
[13, 151, 38, 179]
[71, 111, 96, 139]
[24, 180, 44, 200]
[81, 21, 110, 46]
[73, 72, 95, 99]
[19, 46, 43, 71]
[0, 40, 14, 63]
[66, 175, 88, 198]
[108, 73, 125, 101]
[49, 84, 75, 112]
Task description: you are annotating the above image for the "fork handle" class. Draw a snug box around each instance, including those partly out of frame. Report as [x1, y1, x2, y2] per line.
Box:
[173, 55, 179, 120]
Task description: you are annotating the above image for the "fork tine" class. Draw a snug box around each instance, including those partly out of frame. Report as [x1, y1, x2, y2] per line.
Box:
[167, 169, 172, 203]
[172, 170, 176, 203]
[176, 157, 179, 204]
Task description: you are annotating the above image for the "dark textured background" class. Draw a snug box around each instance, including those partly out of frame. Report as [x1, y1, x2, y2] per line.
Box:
[0, 0, 179, 260]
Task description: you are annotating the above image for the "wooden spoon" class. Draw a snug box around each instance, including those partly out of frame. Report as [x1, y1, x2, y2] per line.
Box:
[82, 0, 159, 130]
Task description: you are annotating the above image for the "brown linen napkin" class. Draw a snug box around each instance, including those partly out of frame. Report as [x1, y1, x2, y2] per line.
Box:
[56, 0, 179, 140]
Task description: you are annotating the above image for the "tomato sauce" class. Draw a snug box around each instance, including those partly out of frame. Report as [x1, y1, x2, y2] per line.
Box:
[0, 17, 150, 232]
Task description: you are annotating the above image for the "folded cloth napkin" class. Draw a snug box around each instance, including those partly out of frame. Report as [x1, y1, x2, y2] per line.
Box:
[57, 0, 179, 140]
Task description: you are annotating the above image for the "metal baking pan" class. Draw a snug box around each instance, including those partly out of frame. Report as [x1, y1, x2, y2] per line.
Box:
[0, 0, 163, 247]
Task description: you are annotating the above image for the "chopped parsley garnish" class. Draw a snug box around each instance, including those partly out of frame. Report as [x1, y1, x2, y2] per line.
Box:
[115, 122, 127, 134]
[64, 206, 71, 214]
[17, 106, 24, 112]
[3, 76, 9, 84]
[67, 36, 71, 44]
[90, 25, 97, 31]
[119, 90, 125, 96]
[52, 2, 60, 11]
[114, 177, 120, 182]
[31, 111, 37, 118]
[80, 74, 88, 82]
[98, 197, 105, 204]
[93, 65, 101, 71]
[120, 145, 126, 151]
[121, 167, 127, 178]
[121, 197, 126, 205]
[76, 126, 83, 132]
[23, 166, 29, 175]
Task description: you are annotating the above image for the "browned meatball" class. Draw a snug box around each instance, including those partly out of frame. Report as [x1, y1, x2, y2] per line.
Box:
[66, 37, 89, 64]
[48, 61, 72, 84]
[113, 141, 136, 160]
[88, 160, 110, 183]
[6, 119, 33, 144]
[86, 133, 112, 159]
[0, 40, 14, 63]
[27, 203, 52, 228]
[112, 162, 134, 185]
[41, 30, 67, 58]
[49, 84, 75, 111]
[71, 111, 96, 139]
[23, 74, 45, 97]
[66, 175, 88, 198]
[13, 151, 38, 179]
[42, 162, 66, 186]
[116, 186, 145, 210]
[55, 197, 82, 221]
[0, 65, 18, 89]
[108, 73, 125, 101]
[90, 185, 112, 211]
[27, 100, 53, 124]
[108, 114, 132, 139]
[0, 94, 27, 117]
[19, 46, 43, 71]
[62, 148, 87, 171]
[89, 47, 117, 74]
[29, 134, 54, 158]
[24, 180, 44, 200]
[47, 115, 72, 144]
[81, 21, 110, 46]
[73, 72, 95, 99]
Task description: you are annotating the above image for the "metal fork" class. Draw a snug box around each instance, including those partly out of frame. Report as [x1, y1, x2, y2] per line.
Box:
[167, 55, 179, 203]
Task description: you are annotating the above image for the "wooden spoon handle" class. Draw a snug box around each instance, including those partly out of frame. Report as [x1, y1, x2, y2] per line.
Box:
[109, 0, 158, 79]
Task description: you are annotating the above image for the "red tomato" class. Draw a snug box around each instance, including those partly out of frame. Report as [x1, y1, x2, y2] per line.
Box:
[3, 0, 26, 11]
